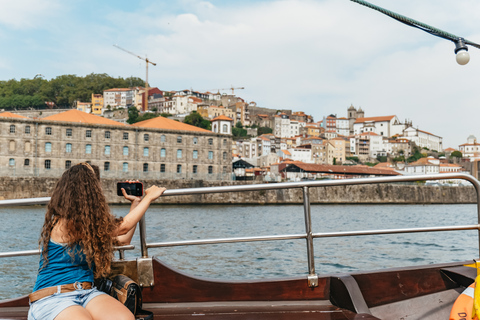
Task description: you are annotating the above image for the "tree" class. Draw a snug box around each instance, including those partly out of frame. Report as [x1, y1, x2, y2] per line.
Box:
[235, 121, 243, 129]
[127, 106, 139, 124]
[184, 111, 211, 130]
[257, 127, 273, 135]
[451, 151, 462, 158]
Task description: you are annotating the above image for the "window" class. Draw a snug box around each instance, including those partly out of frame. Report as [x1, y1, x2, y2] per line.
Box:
[105, 145, 110, 155]
[104, 162, 110, 171]
[66, 128, 72, 137]
[208, 151, 213, 159]
[123, 162, 128, 172]
[24, 159, 30, 166]
[193, 137, 198, 145]
[144, 134, 149, 142]
[223, 152, 227, 160]
[160, 148, 166, 158]
[160, 164, 165, 172]
[65, 160, 71, 170]
[123, 132, 129, 140]
[46, 127, 52, 135]
[193, 165, 197, 174]
[143, 163, 148, 172]
[105, 131, 111, 139]
[66, 143, 72, 153]
[223, 139, 227, 147]
[45, 160, 51, 169]
[10, 125, 15, 133]
[223, 166, 227, 174]
[177, 164, 182, 173]
[25, 126, 30, 134]
[223, 124, 228, 133]
[161, 135, 166, 142]
[208, 138, 213, 145]
[208, 166, 213, 174]
[177, 149, 182, 158]
[193, 150, 198, 159]
[45, 142, 52, 153]
[9, 158, 14, 166]
[144, 147, 149, 157]
[123, 146, 129, 156]
[86, 130, 92, 138]
[86, 144, 92, 154]
[177, 136, 182, 143]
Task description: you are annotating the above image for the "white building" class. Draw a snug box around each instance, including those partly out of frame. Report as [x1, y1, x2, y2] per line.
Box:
[459, 135, 480, 160]
[103, 88, 134, 108]
[353, 115, 405, 138]
[211, 115, 233, 135]
[336, 117, 350, 136]
[401, 127, 443, 152]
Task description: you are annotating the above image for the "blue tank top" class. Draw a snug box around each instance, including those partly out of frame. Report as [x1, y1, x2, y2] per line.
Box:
[32, 240, 94, 292]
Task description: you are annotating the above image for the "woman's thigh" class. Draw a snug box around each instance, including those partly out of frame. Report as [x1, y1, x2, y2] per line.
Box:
[86, 294, 135, 320]
[54, 305, 93, 320]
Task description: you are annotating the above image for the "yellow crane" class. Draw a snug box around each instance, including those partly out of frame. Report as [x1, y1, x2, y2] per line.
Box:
[206, 86, 245, 95]
[113, 44, 156, 111]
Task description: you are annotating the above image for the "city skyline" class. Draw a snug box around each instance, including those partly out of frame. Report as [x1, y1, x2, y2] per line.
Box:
[1, 0, 480, 148]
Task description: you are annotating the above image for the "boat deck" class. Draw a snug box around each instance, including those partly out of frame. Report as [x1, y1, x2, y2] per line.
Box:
[0, 258, 475, 320]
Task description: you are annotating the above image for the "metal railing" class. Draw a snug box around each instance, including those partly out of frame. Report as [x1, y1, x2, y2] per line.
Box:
[0, 173, 479, 287]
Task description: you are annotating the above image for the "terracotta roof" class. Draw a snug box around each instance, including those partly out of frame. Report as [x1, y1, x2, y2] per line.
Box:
[282, 162, 400, 176]
[42, 109, 126, 126]
[459, 143, 480, 147]
[0, 112, 29, 119]
[354, 116, 395, 123]
[131, 116, 211, 132]
[104, 88, 132, 92]
[211, 115, 233, 122]
[281, 150, 291, 156]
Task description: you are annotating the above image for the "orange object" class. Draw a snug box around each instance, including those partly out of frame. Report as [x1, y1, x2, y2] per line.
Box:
[450, 282, 477, 320]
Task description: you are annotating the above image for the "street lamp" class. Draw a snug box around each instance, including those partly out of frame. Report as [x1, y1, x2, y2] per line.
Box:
[351, 0, 480, 65]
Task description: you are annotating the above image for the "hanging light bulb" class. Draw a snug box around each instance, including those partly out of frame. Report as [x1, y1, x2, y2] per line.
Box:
[454, 38, 470, 65]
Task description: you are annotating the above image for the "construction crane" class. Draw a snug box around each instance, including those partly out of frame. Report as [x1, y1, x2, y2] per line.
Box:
[206, 86, 245, 95]
[113, 44, 156, 111]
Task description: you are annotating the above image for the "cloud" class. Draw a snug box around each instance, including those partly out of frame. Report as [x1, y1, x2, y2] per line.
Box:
[0, 0, 64, 30]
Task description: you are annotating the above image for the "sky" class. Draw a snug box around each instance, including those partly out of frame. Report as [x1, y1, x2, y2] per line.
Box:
[1, 0, 480, 148]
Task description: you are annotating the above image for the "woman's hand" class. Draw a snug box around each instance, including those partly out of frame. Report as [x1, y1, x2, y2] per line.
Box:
[121, 180, 142, 203]
[144, 185, 167, 202]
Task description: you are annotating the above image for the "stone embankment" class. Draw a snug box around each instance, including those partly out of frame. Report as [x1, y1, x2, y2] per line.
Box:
[0, 177, 477, 205]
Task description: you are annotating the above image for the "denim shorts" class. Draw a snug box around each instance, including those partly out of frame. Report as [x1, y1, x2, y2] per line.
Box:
[28, 288, 106, 320]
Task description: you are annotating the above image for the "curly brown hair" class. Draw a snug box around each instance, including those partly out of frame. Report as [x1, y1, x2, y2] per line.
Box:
[40, 163, 121, 278]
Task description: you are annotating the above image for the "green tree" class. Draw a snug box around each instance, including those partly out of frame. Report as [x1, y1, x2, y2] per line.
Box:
[257, 127, 273, 135]
[127, 106, 139, 124]
[235, 121, 243, 128]
[137, 113, 159, 122]
[451, 151, 463, 158]
[183, 111, 211, 130]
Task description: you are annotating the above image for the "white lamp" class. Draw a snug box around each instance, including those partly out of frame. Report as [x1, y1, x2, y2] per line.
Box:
[455, 38, 470, 65]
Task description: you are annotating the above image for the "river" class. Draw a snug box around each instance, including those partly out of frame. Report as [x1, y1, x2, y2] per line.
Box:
[0, 203, 478, 300]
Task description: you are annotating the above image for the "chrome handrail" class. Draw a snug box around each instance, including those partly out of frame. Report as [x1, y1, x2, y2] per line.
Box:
[0, 173, 479, 286]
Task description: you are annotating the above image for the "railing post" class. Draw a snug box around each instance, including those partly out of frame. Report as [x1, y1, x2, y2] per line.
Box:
[139, 215, 149, 258]
[302, 186, 318, 287]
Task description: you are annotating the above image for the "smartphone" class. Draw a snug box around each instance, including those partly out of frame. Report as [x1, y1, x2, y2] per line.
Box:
[117, 181, 144, 197]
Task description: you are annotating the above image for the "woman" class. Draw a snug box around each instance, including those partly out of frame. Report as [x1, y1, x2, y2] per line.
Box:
[28, 163, 166, 320]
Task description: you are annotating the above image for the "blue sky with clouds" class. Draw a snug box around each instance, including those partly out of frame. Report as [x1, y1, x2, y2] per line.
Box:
[1, 0, 480, 148]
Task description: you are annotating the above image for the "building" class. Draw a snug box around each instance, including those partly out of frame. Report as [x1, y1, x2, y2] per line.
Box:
[459, 135, 480, 160]
[103, 88, 134, 109]
[353, 115, 405, 138]
[401, 127, 443, 152]
[91, 94, 104, 115]
[0, 110, 232, 180]
[211, 115, 233, 135]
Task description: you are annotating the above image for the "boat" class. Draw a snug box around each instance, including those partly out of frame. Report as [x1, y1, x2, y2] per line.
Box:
[0, 172, 479, 320]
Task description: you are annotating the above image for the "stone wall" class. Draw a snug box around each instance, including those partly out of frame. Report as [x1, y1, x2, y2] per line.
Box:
[0, 177, 476, 205]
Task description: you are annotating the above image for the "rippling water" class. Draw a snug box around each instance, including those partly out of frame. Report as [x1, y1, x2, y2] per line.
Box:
[0, 203, 478, 300]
